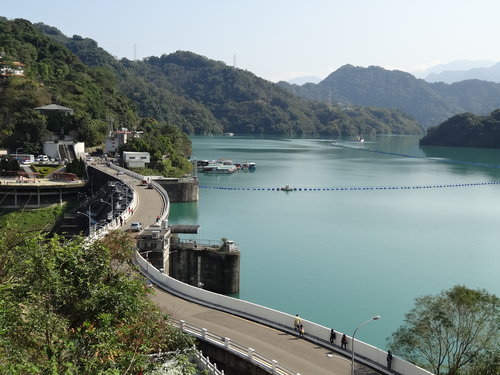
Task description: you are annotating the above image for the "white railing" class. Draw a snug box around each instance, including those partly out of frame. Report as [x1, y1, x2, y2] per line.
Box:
[137, 253, 434, 375]
[173, 319, 297, 375]
[193, 350, 225, 375]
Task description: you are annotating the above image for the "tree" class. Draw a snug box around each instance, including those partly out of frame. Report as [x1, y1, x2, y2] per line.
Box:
[387, 285, 499, 375]
[0, 230, 195, 374]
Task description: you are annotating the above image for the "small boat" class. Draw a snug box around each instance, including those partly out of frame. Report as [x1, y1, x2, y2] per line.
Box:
[224, 132, 235, 136]
[203, 159, 237, 174]
[281, 184, 295, 192]
[240, 161, 256, 171]
[204, 165, 237, 174]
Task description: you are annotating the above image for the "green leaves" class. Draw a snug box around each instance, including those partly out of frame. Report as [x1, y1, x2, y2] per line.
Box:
[387, 285, 499, 375]
[0, 229, 195, 373]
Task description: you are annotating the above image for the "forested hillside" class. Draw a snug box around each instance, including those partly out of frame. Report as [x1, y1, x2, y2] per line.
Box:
[0, 17, 191, 170]
[0, 16, 423, 157]
[420, 110, 500, 148]
[33, 22, 422, 137]
[278, 64, 500, 128]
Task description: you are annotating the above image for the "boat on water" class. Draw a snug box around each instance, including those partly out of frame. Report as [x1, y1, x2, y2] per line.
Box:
[224, 132, 235, 136]
[203, 159, 238, 174]
[236, 161, 256, 171]
[280, 184, 295, 192]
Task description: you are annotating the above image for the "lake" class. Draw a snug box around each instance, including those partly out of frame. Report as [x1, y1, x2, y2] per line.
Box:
[169, 135, 500, 349]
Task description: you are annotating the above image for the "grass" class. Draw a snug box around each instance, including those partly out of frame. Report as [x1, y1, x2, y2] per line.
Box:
[30, 164, 63, 178]
[0, 204, 68, 233]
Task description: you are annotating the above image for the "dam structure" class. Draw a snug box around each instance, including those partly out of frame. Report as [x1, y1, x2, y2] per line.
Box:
[84, 162, 433, 375]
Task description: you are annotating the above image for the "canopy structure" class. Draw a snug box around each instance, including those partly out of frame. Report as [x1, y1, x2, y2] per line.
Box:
[34, 104, 74, 115]
[169, 224, 200, 234]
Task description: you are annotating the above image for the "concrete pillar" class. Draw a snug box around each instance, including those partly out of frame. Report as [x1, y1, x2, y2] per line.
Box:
[248, 347, 255, 362]
[202, 328, 207, 340]
[179, 320, 185, 331]
[224, 337, 230, 350]
[272, 359, 278, 371]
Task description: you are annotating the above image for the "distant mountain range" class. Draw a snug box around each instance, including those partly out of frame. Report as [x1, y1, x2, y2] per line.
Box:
[278, 64, 500, 128]
[424, 62, 500, 84]
[0, 16, 422, 149]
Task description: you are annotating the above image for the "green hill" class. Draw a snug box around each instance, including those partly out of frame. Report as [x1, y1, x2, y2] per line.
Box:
[278, 64, 500, 129]
[33, 22, 422, 138]
[0, 17, 191, 170]
[0, 16, 423, 157]
[420, 110, 500, 148]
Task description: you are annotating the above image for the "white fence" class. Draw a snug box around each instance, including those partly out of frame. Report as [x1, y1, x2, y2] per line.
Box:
[137, 254, 434, 375]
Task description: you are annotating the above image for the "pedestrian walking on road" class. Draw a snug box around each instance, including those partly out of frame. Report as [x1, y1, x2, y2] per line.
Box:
[294, 314, 301, 331]
[387, 350, 393, 370]
[341, 334, 348, 349]
[299, 324, 305, 338]
[330, 329, 336, 344]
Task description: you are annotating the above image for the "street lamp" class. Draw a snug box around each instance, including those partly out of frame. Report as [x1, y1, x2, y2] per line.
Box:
[15, 147, 22, 162]
[77, 200, 100, 237]
[100, 198, 114, 220]
[76, 211, 91, 236]
[351, 316, 381, 375]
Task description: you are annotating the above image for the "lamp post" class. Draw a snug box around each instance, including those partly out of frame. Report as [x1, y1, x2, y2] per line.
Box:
[76, 211, 91, 236]
[351, 316, 381, 375]
[15, 147, 22, 162]
[100, 198, 114, 220]
[78, 200, 100, 237]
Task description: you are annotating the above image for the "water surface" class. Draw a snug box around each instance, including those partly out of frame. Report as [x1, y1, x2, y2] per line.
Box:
[169, 135, 500, 349]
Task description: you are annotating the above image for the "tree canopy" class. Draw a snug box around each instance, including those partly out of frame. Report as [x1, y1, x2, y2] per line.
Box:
[420, 110, 500, 148]
[387, 285, 499, 375]
[0, 228, 195, 374]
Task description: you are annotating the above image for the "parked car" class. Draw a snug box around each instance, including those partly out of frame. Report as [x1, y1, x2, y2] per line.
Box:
[130, 222, 143, 232]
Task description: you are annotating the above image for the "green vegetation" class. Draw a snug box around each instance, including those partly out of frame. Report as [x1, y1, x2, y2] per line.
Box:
[0, 156, 20, 174]
[30, 163, 62, 177]
[0, 204, 66, 234]
[387, 285, 499, 375]
[65, 157, 87, 178]
[33, 23, 422, 137]
[420, 110, 500, 148]
[278, 64, 500, 129]
[0, 228, 196, 374]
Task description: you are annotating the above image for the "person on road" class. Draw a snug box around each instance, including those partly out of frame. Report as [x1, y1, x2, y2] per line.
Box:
[294, 314, 301, 331]
[387, 350, 393, 369]
[341, 334, 348, 349]
[299, 324, 305, 338]
[330, 329, 336, 344]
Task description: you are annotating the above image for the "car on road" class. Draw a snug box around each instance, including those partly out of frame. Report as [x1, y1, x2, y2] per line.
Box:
[130, 222, 143, 232]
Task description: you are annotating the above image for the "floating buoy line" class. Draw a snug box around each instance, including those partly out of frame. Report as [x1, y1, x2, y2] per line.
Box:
[199, 181, 500, 192]
[199, 143, 500, 192]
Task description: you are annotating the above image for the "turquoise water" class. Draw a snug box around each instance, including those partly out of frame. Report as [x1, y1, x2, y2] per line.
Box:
[169, 135, 500, 349]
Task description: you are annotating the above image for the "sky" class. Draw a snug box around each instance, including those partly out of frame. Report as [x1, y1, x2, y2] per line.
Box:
[3, 0, 500, 82]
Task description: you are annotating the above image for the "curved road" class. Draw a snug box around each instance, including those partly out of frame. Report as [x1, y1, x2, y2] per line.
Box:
[97, 165, 384, 375]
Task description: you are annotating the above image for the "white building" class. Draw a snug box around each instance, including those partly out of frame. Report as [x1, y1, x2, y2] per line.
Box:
[123, 151, 150, 168]
[105, 129, 143, 153]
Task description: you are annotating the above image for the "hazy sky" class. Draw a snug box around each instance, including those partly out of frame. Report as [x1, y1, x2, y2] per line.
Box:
[3, 0, 500, 82]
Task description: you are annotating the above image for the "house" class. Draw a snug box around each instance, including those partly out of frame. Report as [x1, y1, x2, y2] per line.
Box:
[0, 61, 25, 77]
[122, 151, 150, 168]
[105, 128, 143, 153]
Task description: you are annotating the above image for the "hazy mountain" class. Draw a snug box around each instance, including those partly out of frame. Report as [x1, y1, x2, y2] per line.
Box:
[415, 60, 496, 78]
[278, 64, 500, 128]
[287, 75, 322, 85]
[425, 62, 500, 83]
